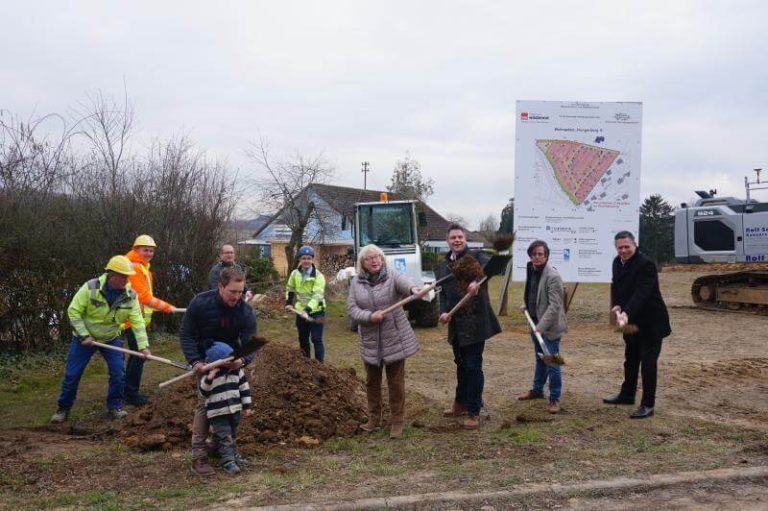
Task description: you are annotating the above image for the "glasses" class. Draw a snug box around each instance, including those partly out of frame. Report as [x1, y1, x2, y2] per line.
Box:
[363, 256, 381, 262]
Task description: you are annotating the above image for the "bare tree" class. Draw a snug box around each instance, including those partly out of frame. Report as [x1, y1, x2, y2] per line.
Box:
[387, 151, 434, 201]
[477, 214, 498, 243]
[247, 137, 335, 268]
[445, 213, 469, 228]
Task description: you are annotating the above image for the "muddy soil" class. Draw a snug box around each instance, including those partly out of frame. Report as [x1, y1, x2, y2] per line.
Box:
[119, 342, 368, 451]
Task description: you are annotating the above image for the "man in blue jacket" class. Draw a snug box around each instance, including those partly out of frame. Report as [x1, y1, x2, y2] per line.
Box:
[179, 266, 257, 477]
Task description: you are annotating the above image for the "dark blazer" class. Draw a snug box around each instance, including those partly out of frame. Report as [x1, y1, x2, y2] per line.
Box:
[438, 248, 502, 347]
[611, 251, 671, 341]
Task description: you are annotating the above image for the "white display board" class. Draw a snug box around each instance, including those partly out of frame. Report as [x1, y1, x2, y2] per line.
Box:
[513, 101, 642, 282]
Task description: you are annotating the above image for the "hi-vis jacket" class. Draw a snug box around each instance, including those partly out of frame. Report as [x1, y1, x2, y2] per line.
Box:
[123, 249, 174, 329]
[285, 265, 326, 314]
[68, 274, 149, 349]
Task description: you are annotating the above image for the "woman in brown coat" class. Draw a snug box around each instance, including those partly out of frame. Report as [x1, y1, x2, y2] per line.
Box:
[347, 244, 420, 439]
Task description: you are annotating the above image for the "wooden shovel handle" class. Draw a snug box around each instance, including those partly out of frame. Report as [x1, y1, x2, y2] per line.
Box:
[445, 276, 488, 320]
[379, 281, 438, 316]
[92, 341, 183, 368]
[158, 356, 234, 388]
[287, 305, 314, 322]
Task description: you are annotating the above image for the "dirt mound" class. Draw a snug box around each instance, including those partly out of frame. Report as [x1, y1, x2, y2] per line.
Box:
[118, 342, 367, 451]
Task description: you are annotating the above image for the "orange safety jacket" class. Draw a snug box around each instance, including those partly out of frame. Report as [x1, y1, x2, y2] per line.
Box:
[123, 248, 174, 329]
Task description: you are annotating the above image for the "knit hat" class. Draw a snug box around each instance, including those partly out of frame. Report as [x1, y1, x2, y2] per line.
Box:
[205, 341, 233, 363]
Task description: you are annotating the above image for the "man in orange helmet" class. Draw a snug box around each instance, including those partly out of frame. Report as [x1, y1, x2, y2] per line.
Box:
[123, 234, 181, 406]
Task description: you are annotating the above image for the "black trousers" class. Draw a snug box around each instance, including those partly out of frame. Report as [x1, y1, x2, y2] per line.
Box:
[620, 336, 663, 408]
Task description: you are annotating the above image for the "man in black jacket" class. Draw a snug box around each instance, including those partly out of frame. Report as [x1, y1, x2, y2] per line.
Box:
[438, 224, 502, 430]
[180, 267, 257, 476]
[603, 231, 671, 419]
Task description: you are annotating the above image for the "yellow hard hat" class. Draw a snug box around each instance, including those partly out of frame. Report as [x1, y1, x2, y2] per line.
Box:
[132, 234, 157, 248]
[104, 255, 136, 275]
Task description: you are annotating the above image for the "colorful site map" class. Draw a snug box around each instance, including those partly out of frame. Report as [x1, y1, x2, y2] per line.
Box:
[536, 140, 620, 205]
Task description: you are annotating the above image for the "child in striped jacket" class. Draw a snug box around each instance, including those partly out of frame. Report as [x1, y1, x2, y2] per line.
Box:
[200, 342, 252, 474]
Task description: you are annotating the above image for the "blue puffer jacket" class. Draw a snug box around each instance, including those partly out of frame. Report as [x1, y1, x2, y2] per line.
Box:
[179, 289, 258, 366]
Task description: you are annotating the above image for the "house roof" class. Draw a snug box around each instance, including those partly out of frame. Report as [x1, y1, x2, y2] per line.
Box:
[253, 183, 486, 243]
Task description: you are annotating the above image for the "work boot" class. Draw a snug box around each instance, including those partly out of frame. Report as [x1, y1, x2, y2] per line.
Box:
[191, 458, 216, 478]
[234, 453, 249, 467]
[359, 418, 380, 432]
[463, 415, 480, 430]
[442, 401, 467, 417]
[50, 408, 69, 424]
[124, 393, 150, 407]
[548, 400, 561, 414]
[389, 422, 404, 439]
[517, 390, 544, 401]
[108, 408, 128, 419]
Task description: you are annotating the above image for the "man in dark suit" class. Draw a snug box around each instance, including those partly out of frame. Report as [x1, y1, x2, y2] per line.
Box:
[603, 231, 671, 419]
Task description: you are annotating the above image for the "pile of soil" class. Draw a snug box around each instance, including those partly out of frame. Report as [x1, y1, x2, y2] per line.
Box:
[118, 342, 367, 451]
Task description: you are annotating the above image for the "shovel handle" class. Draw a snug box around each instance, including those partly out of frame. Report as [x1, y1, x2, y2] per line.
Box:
[379, 281, 438, 316]
[445, 276, 488, 320]
[522, 309, 552, 358]
[92, 341, 186, 369]
[158, 356, 234, 388]
[287, 305, 314, 322]
[173, 308, 187, 313]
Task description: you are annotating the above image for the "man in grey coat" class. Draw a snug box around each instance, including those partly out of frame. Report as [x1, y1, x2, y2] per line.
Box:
[517, 240, 567, 413]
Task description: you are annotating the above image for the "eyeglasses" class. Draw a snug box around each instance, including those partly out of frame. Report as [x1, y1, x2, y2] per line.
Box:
[363, 256, 381, 262]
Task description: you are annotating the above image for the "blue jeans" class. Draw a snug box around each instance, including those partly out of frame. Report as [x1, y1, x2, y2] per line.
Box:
[123, 328, 145, 398]
[452, 340, 485, 416]
[57, 336, 125, 411]
[296, 313, 325, 362]
[529, 332, 562, 401]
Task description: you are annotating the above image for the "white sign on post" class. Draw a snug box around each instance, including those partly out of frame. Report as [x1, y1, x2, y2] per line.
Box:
[513, 101, 642, 283]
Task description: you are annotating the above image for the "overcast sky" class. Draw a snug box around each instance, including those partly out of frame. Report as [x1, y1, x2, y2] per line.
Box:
[3, 1, 768, 227]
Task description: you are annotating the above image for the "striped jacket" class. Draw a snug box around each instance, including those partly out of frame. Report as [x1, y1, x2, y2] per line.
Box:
[199, 369, 252, 419]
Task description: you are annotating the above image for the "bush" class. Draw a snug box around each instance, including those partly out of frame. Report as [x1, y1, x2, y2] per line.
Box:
[240, 255, 280, 294]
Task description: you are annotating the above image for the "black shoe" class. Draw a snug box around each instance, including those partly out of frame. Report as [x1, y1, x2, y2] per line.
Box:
[630, 406, 654, 419]
[603, 393, 635, 405]
[125, 393, 150, 407]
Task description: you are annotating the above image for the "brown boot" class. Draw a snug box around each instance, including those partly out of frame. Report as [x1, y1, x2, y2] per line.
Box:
[548, 400, 561, 414]
[389, 422, 404, 439]
[463, 415, 480, 430]
[442, 401, 467, 417]
[517, 390, 544, 401]
[191, 458, 216, 478]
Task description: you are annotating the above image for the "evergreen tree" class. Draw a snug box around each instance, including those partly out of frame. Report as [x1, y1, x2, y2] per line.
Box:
[639, 194, 675, 266]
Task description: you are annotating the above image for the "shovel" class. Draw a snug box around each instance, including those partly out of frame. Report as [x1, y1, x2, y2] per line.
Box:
[158, 336, 270, 388]
[444, 276, 488, 320]
[378, 278, 445, 316]
[286, 305, 324, 323]
[611, 308, 639, 335]
[523, 309, 565, 366]
[90, 340, 189, 370]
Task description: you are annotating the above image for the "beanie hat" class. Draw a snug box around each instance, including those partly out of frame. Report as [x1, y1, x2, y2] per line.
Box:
[205, 341, 234, 363]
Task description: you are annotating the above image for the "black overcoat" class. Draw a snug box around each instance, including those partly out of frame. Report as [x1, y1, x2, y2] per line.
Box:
[438, 248, 502, 347]
[611, 251, 671, 342]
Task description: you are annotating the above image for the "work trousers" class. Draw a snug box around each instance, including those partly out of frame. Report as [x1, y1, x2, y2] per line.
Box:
[296, 313, 325, 362]
[620, 335, 664, 408]
[57, 336, 125, 411]
[192, 390, 209, 460]
[364, 359, 406, 426]
[123, 328, 146, 398]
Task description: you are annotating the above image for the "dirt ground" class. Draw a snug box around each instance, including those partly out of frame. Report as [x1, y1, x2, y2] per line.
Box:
[1, 267, 767, 510]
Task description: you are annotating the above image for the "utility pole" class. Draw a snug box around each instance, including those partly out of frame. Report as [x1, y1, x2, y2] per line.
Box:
[361, 161, 370, 190]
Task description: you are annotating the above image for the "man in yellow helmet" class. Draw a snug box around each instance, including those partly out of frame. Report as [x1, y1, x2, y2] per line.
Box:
[51, 256, 148, 423]
[123, 235, 180, 406]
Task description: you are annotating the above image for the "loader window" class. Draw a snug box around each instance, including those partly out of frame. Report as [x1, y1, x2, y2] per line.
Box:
[693, 220, 735, 251]
[358, 203, 415, 247]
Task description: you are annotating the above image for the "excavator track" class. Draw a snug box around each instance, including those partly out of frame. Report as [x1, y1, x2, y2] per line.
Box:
[691, 271, 768, 313]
